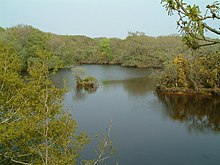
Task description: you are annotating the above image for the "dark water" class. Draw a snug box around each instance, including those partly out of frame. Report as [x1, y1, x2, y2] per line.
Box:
[52, 65, 220, 165]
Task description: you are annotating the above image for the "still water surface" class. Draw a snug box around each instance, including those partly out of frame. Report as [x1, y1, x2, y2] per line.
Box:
[52, 65, 220, 165]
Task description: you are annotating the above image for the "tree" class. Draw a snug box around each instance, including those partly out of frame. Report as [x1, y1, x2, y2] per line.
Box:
[100, 38, 112, 63]
[161, 0, 220, 49]
[5, 25, 50, 68]
[0, 44, 89, 165]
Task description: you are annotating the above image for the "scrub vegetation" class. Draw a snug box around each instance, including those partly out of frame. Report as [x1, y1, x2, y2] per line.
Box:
[0, 25, 188, 69]
[1, 23, 219, 95]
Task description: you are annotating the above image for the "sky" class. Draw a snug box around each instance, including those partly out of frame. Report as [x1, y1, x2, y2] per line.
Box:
[0, 0, 218, 38]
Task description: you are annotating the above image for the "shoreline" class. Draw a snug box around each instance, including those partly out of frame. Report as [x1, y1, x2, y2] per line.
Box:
[156, 86, 220, 97]
[63, 62, 163, 69]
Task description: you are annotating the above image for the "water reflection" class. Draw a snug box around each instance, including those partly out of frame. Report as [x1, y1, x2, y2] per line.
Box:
[158, 94, 220, 133]
[103, 77, 154, 97]
[74, 86, 98, 100]
[74, 77, 153, 101]
[81, 64, 152, 81]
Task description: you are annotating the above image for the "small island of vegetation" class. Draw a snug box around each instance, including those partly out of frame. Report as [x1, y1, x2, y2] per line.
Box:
[76, 76, 98, 90]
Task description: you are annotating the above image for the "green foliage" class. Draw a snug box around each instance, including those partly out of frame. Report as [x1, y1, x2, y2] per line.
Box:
[0, 27, 5, 32]
[47, 35, 98, 66]
[0, 45, 89, 164]
[190, 52, 220, 88]
[3, 25, 51, 68]
[1, 24, 219, 71]
[100, 38, 112, 63]
[120, 35, 188, 68]
[157, 51, 220, 94]
[27, 49, 63, 71]
[0, 24, 194, 70]
[161, 0, 220, 49]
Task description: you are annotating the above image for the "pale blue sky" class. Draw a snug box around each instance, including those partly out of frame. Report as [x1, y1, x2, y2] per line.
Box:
[0, 0, 217, 38]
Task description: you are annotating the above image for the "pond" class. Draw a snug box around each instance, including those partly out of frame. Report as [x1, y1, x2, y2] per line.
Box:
[52, 65, 220, 165]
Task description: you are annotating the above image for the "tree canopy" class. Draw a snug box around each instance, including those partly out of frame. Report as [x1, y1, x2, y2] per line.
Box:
[0, 42, 90, 164]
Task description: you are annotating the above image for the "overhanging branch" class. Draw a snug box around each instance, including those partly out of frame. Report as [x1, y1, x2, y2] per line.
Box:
[204, 23, 220, 35]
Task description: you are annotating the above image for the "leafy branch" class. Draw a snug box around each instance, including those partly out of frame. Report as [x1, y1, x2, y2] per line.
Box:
[161, 0, 220, 49]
